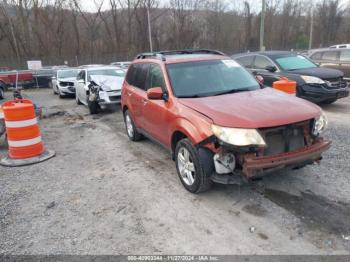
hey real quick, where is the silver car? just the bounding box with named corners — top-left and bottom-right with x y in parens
top-left (52, 69), bottom-right (79, 97)
top-left (75, 66), bottom-right (126, 114)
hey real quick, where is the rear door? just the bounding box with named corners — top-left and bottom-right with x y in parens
top-left (127, 63), bottom-right (149, 128)
top-left (142, 63), bottom-right (169, 146)
top-left (339, 50), bottom-right (350, 81)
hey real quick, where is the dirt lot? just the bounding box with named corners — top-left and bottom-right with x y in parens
top-left (1, 88), bottom-right (350, 255)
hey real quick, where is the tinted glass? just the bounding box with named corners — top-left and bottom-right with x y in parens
top-left (126, 65), bottom-right (137, 85)
top-left (147, 64), bottom-right (166, 91)
top-left (235, 56), bottom-right (254, 67)
top-left (253, 56), bottom-right (274, 69)
top-left (340, 50), bottom-right (350, 61)
top-left (275, 55), bottom-right (317, 70)
top-left (167, 59), bottom-right (260, 98)
top-left (322, 51), bottom-right (338, 61)
top-left (133, 64), bottom-right (150, 90)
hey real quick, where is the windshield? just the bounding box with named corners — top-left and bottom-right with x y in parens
top-left (167, 60), bottom-right (260, 98)
top-left (88, 69), bottom-right (124, 78)
top-left (276, 55), bottom-right (317, 71)
top-left (58, 70), bottom-right (78, 78)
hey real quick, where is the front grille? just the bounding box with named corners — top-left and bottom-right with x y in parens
top-left (68, 86), bottom-right (75, 92)
top-left (324, 77), bottom-right (348, 89)
top-left (260, 123), bottom-right (309, 156)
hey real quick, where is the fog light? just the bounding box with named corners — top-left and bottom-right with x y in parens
top-left (214, 152), bottom-right (236, 174)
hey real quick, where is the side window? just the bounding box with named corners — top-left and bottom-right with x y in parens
top-left (311, 52), bottom-right (322, 60)
top-left (126, 64), bottom-right (136, 85)
top-left (133, 64), bottom-right (150, 90)
top-left (253, 56), bottom-right (274, 69)
top-left (77, 71), bottom-right (83, 80)
top-left (235, 56), bottom-right (254, 68)
top-left (340, 50), bottom-right (350, 61)
top-left (322, 51), bottom-right (338, 61)
top-left (147, 64), bottom-right (166, 91)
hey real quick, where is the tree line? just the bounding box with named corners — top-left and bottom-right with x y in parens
top-left (0, 0), bottom-right (349, 69)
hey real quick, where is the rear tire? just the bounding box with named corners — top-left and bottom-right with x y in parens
top-left (124, 110), bottom-right (142, 141)
top-left (175, 138), bottom-right (213, 193)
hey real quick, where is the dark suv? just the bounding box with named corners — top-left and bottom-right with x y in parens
top-left (233, 51), bottom-right (349, 104)
top-left (121, 49), bottom-right (330, 193)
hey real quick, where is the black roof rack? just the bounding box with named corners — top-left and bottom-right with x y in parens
top-left (135, 49), bottom-right (226, 61)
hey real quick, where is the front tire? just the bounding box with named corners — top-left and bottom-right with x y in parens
top-left (124, 110), bottom-right (142, 141)
top-left (87, 96), bottom-right (99, 114)
top-left (175, 138), bottom-right (213, 193)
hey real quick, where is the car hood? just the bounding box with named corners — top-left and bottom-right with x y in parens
top-left (178, 88), bottom-right (321, 128)
top-left (90, 75), bottom-right (123, 91)
top-left (287, 67), bottom-right (343, 79)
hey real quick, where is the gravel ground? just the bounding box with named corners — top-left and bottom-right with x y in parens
top-left (0, 88), bottom-right (350, 255)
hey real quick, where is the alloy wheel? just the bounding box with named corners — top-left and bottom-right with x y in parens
top-left (177, 147), bottom-right (196, 186)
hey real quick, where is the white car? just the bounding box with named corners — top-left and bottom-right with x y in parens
top-left (75, 66), bottom-right (126, 114)
top-left (52, 69), bottom-right (79, 97)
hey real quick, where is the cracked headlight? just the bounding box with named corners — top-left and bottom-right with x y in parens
top-left (300, 75), bottom-right (325, 84)
top-left (313, 111), bottom-right (328, 136)
top-left (211, 125), bottom-right (266, 147)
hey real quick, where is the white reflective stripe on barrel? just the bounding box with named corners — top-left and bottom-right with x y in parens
top-left (8, 136), bottom-right (42, 147)
top-left (5, 118), bottom-right (37, 128)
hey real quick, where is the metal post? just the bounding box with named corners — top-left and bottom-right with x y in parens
top-left (147, 3), bottom-right (153, 52)
top-left (309, 7), bottom-right (314, 50)
top-left (15, 71), bottom-right (18, 90)
top-left (260, 0), bottom-right (266, 51)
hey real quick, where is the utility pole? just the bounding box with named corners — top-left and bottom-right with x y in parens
top-left (147, 1), bottom-right (153, 52)
top-left (260, 0), bottom-right (266, 51)
top-left (309, 7), bottom-right (314, 50)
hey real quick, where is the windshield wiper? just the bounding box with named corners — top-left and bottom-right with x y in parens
top-left (213, 88), bottom-right (251, 96)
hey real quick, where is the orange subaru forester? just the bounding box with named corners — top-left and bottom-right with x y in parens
top-left (121, 49), bottom-right (330, 193)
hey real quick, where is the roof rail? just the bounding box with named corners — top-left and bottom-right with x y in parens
top-left (135, 49), bottom-right (226, 61)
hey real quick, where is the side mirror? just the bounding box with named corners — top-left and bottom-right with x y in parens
top-left (255, 75), bottom-right (264, 85)
top-left (77, 79), bottom-right (85, 84)
top-left (265, 65), bottom-right (277, 72)
top-left (147, 87), bottom-right (163, 100)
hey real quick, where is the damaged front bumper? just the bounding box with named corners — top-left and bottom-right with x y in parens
top-left (209, 138), bottom-right (331, 184)
top-left (241, 138), bottom-right (331, 178)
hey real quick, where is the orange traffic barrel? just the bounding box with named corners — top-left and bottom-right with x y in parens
top-left (272, 77), bottom-right (297, 94)
top-left (2, 99), bottom-right (44, 159)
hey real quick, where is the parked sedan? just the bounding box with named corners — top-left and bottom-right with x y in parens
top-left (52, 69), bottom-right (79, 97)
top-left (75, 66), bottom-right (126, 114)
top-left (233, 51), bottom-right (349, 104)
top-left (309, 48), bottom-right (350, 82)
